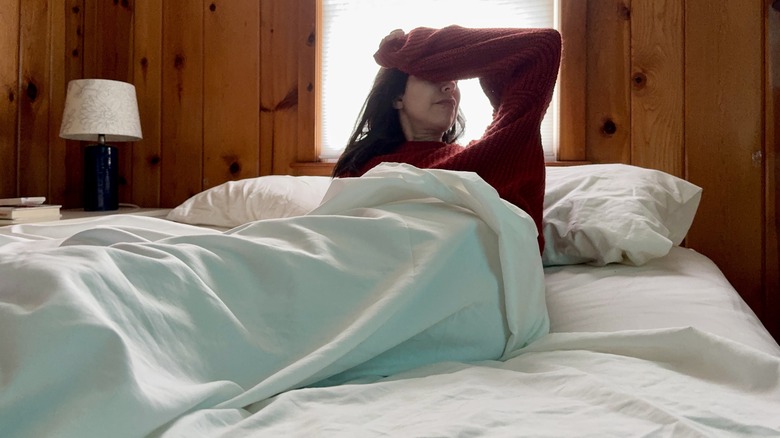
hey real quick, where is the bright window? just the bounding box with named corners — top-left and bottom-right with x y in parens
top-left (319, 0), bottom-right (560, 162)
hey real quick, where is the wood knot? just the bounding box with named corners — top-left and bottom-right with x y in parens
top-left (7, 90), bottom-right (14, 102)
top-left (601, 119), bottom-right (617, 136)
top-left (632, 72), bottom-right (647, 89)
top-left (174, 54), bottom-right (185, 69)
top-left (209, 3), bottom-right (216, 12)
top-left (618, 3), bottom-right (631, 20)
top-left (140, 57), bottom-right (148, 68)
top-left (229, 162), bottom-right (241, 174)
top-left (307, 32), bottom-right (315, 46)
top-left (72, 5), bottom-right (80, 13)
top-left (149, 155), bottom-right (161, 165)
top-left (72, 49), bottom-right (79, 58)
top-left (26, 81), bottom-right (38, 102)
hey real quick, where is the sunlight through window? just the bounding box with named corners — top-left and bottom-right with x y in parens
top-left (319, 0), bottom-right (559, 162)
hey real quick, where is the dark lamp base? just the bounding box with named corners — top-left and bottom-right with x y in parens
top-left (83, 143), bottom-right (119, 211)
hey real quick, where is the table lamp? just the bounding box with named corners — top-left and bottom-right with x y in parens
top-left (59, 79), bottom-right (142, 211)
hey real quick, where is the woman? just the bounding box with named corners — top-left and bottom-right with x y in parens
top-left (332, 26), bottom-right (562, 253)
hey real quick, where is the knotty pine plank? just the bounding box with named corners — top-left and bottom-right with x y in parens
top-left (161, 0), bottom-right (204, 207)
top-left (585, 0), bottom-right (631, 164)
top-left (684, 0), bottom-right (764, 320)
top-left (297, 0), bottom-right (317, 163)
top-left (203, 0), bottom-right (260, 189)
top-left (260, 0), bottom-right (300, 175)
top-left (557, 0), bottom-right (587, 161)
top-left (629, 0), bottom-right (684, 178)
top-left (133, 0), bottom-right (163, 207)
top-left (0, 0), bottom-right (20, 198)
top-left (48, 0), bottom-right (68, 205)
top-left (63, 0), bottom-right (85, 208)
top-left (18, 0), bottom-right (51, 199)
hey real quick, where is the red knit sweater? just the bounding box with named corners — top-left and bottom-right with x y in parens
top-left (342, 26), bottom-right (561, 253)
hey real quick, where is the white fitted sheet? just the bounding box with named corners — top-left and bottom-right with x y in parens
top-left (545, 246), bottom-right (780, 356)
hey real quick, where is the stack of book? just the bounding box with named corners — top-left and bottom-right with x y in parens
top-left (0, 197), bottom-right (62, 224)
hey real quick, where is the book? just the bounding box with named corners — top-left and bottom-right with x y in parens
top-left (0, 197), bottom-right (46, 206)
top-left (0, 204), bottom-right (62, 223)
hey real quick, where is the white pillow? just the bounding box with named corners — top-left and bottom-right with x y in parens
top-left (166, 175), bottom-right (331, 228)
top-left (167, 164), bottom-right (702, 266)
top-left (542, 164), bottom-right (702, 266)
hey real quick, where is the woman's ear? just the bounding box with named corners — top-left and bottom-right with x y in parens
top-left (392, 97), bottom-right (403, 109)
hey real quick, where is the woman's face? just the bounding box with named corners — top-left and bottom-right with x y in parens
top-left (394, 75), bottom-right (460, 142)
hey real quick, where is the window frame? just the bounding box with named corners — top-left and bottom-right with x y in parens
top-left (302, 0), bottom-right (587, 170)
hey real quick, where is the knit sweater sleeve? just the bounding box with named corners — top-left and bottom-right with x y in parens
top-left (374, 26), bottom-right (561, 113)
top-left (374, 26), bottom-right (561, 253)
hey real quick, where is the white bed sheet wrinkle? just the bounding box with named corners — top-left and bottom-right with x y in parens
top-left (198, 328), bottom-right (780, 438)
top-left (0, 164), bottom-right (547, 438)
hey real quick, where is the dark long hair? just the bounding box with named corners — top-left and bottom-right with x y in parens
top-left (332, 67), bottom-right (465, 177)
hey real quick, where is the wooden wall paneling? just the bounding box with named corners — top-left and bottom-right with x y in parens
top-left (48, 1), bottom-right (68, 205)
top-left (585, 0), bottom-right (632, 164)
top-left (161, 0), bottom-right (204, 207)
top-left (765, 0), bottom-right (779, 340)
top-left (629, 0), bottom-right (684, 177)
top-left (558, 0), bottom-right (587, 161)
top-left (260, 0), bottom-right (300, 175)
top-left (0, 0), bottom-right (20, 198)
top-left (83, 1), bottom-right (134, 81)
top-left (296, 0), bottom-right (317, 163)
top-left (203, 0), bottom-right (261, 189)
top-left (259, 0), bottom-right (274, 176)
top-left (18, 0), bottom-right (52, 199)
top-left (684, 0), bottom-right (765, 318)
top-left (62, 1), bottom-right (85, 208)
top-left (132, 1), bottom-right (162, 207)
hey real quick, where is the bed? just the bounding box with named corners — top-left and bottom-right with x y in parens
top-left (0, 163), bottom-right (778, 437)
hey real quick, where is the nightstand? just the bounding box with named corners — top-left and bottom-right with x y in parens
top-left (60, 207), bottom-right (172, 221)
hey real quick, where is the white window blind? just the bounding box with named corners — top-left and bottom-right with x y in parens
top-left (319, 0), bottom-right (560, 162)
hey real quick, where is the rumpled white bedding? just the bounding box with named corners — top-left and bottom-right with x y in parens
top-left (0, 164), bottom-right (547, 437)
top-left (2, 163), bottom-right (779, 437)
top-left (213, 328), bottom-right (780, 437)
top-left (168, 249), bottom-right (780, 437)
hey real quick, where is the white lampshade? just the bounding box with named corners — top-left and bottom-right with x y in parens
top-left (60, 79), bottom-right (142, 142)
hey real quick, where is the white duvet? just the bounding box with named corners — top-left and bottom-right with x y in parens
top-left (0, 164), bottom-right (547, 437)
top-left (224, 328), bottom-right (780, 437)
